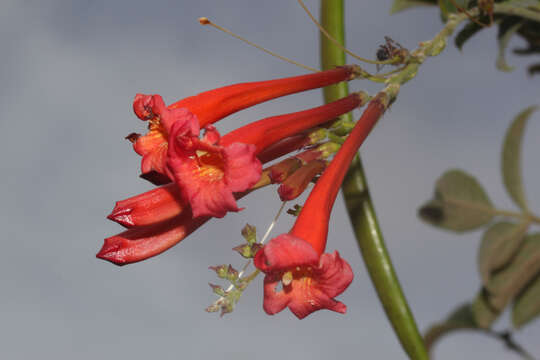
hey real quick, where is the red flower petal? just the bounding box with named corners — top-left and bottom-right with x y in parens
top-left (133, 94), bottom-right (157, 120)
top-left (133, 127), bottom-right (167, 157)
top-left (285, 278), bottom-right (346, 319)
top-left (261, 273), bottom-right (291, 315)
top-left (315, 251), bottom-right (354, 299)
top-left (140, 139), bottom-right (168, 176)
top-left (167, 148), bottom-right (236, 218)
top-left (223, 143), bottom-right (261, 193)
top-left (254, 234), bottom-right (319, 273)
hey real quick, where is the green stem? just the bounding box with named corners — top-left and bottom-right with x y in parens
top-left (319, 1), bottom-right (428, 359)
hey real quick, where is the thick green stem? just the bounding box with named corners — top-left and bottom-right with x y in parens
top-left (319, 1), bottom-right (428, 359)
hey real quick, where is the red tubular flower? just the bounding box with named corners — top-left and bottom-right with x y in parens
top-left (269, 158), bottom-right (302, 184)
top-left (131, 66), bottom-right (360, 182)
top-left (254, 93), bottom-right (390, 318)
top-left (168, 66), bottom-right (360, 127)
top-left (290, 93), bottom-right (389, 254)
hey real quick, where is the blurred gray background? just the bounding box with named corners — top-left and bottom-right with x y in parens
top-left (1, 0), bottom-right (539, 359)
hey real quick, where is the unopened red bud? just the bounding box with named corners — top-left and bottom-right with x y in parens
top-left (295, 148), bottom-right (323, 164)
top-left (107, 184), bottom-right (184, 227)
top-left (257, 134), bottom-right (311, 164)
top-left (278, 160), bottom-right (327, 201)
top-left (269, 158), bottom-right (302, 184)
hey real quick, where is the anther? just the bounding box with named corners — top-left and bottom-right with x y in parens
top-left (282, 271), bottom-right (293, 286)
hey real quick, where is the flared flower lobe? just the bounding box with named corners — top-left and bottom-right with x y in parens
top-left (131, 94), bottom-right (200, 182)
top-left (254, 234), bottom-right (353, 319)
top-left (168, 125), bottom-right (262, 218)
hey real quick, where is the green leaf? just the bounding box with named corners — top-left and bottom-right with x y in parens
top-left (419, 169), bottom-right (494, 232)
top-left (424, 303), bottom-right (477, 350)
top-left (496, 20), bottom-right (523, 72)
top-left (391, 0), bottom-right (437, 14)
top-left (472, 290), bottom-right (501, 329)
top-left (478, 221), bottom-right (529, 286)
top-left (487, 233), bottom-right (540, 310)
top-left (512, 273), bottom-right (540, 328)
top-left (455, 21), bottom-right (483, 50)
top-left (502, 106), bottom-right (537, 211)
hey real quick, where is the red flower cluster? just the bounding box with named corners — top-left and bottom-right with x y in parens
top-left (98, 66), bottom-right (388, 318)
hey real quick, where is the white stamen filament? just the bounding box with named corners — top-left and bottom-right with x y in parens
top-left (198, 17), bottom-right (318, 72)
top-left (222, 201), bottom-right (287, 295)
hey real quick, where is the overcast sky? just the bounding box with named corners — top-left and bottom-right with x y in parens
top-left (1, 0), bottom-right (539, 359)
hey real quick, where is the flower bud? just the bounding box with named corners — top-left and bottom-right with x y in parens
top-left (278, 160), bottom-right (327, 201)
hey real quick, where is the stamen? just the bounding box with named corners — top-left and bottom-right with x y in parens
top-left (282, 271), bottom-right (293, 286)
top-left (198, 17), bottom-right (319, 73)
top-left (297, 0), bottom-right (396, 66)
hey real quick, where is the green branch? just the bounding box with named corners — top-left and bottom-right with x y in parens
top-left (319, 1), bottom-right (428, 359)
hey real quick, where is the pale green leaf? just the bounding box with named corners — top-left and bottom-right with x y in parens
top-left (502, 106), bottom-right (537, 211)
top-left (496, 22), bottom-right (522, 72)
top-left (487, 233), bottom-right (540, 310)
top-left (390, 0), bottom-right (437, 14)
top-left (512, 274), bottom-right (540, 328)
top-left (472, 290), bottom-right (500, 329)
top-left (419, 169), bottom-right (494, 232)
top-left (424, 303), bottom-right (477, 350)
top-left (478, 221), bottom-right (529, 286)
